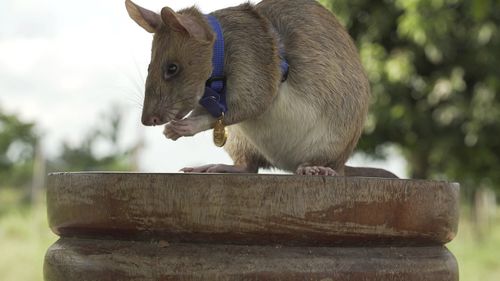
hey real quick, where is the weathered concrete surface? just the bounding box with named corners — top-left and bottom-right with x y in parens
top-left (47, 173), bottom-right (459, 246)
top-left (44, 238), bottom-right (458, 281)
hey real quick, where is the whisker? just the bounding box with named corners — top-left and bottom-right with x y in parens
top-left (130, 58), bottom-right (146, 95)
top-left (125, 95), bottom-right (143, 105)
top-left (110, 82), bottom-right (144, 102)
top-left (169, 96), bottom-right (195, 107)
top-left (120, 89), bottom-right (144, 108)
top-left (132, 59), bottom-right (146, 85)
top-left (165, 108), bottom-right (180, 121)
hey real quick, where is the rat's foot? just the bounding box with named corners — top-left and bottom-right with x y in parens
top-left (295, 165), bottom-right (338, 176)
top-left (181, 164), bottom-right (251, 173)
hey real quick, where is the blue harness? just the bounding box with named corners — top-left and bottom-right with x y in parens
top-left (199, 15), bottom-right (289, 118)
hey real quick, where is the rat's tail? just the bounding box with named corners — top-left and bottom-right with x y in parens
top-left (344, 166), bottom-right (399, 178)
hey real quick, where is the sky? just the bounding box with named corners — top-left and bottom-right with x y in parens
top-left (0, 0), bottom-right (406, 176)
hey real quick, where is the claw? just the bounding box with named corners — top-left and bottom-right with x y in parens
top-left (296, 166), bottom-right (338, 176)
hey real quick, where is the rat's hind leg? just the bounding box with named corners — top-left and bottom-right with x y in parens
top-left (295, 164), bottom-right (339, 176)
top-left (295, 154), bottom-right (348, 176)
top-left (181, 128), bottom-right (271, 174)
top-left (295, 143), bottom-right (353, 176)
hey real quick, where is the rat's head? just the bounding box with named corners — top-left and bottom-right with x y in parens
top-left (125, 0), bottom-right (215, 126)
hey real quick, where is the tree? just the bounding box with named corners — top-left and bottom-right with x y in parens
top-left (0, 106), bottom-right (38, 187)
top-left (0, 104), bottom-right (139, 207)
top-left (50, 105), bottom-right (138, 172)
top-left (320, 0), bottom-right (500, 195)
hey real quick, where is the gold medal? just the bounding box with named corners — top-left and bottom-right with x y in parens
top-left (213, 115), bottom-right (228, 147)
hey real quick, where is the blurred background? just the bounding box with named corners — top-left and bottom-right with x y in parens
top-left (0, 0), bottom-right (499, 280)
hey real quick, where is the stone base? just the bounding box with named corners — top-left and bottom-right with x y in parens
top-left (44, 238), bottom-right (458, 281)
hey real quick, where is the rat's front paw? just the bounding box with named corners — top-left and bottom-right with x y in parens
top-left (164, 119), bottom-right (196, 140)
top-left (163, 122), bottom-right (182, 140)
top-left (163, 116), bottom-right (212, 140)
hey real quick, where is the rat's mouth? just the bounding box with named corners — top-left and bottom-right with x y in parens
top-left (168, 93), bottom-right (199, 121)
top-left (167, 107), bottom-right (192, 122)
top-left (142, 105), bottom-right (193, 127)
top-left (174, 109), bottom-right (191, 120)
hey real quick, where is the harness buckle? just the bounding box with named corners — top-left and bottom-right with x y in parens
top-left (206, 76), bottom-right (226, 92)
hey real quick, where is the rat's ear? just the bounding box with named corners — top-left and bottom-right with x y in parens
top-left (125, 0), bottom-right (162, 33)
top-left (160, 7), bottom-right (212, 42)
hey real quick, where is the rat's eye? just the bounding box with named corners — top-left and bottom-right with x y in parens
top-left (163, 63), bottom-right (179, 80)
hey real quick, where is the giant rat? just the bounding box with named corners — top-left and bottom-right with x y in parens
top-left (125, 0), bottom-right (396, 177)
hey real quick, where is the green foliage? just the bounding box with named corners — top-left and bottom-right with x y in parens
top-left (0, 104), bottom-right (136, 191)
top-left (320, 0), bottom-right (500, 192)
top-left (49, 105), bottom-right (135, 172)
top-left (0, 106), bottom-right (38, 187)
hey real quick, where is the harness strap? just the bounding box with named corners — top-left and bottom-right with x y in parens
top-left (199, 15), bottom-right (227, 118)
top-left (199, 15), bottom-right (289, 118)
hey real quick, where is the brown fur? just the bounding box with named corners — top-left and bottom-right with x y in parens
top-left (125, 0), bottom-right (397, 178)
top-left (142, 7), bottom-right (215, 125)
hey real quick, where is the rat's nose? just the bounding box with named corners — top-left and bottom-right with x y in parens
top-left (142, 115), bottom-right (161, 126)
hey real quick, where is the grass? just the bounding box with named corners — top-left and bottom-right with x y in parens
top-left (448, 207), bottom-right (500, 281)
top-left (0, 203), bottom-right (57, 281)
top-left (0, 188), bottom-right (499, 281)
